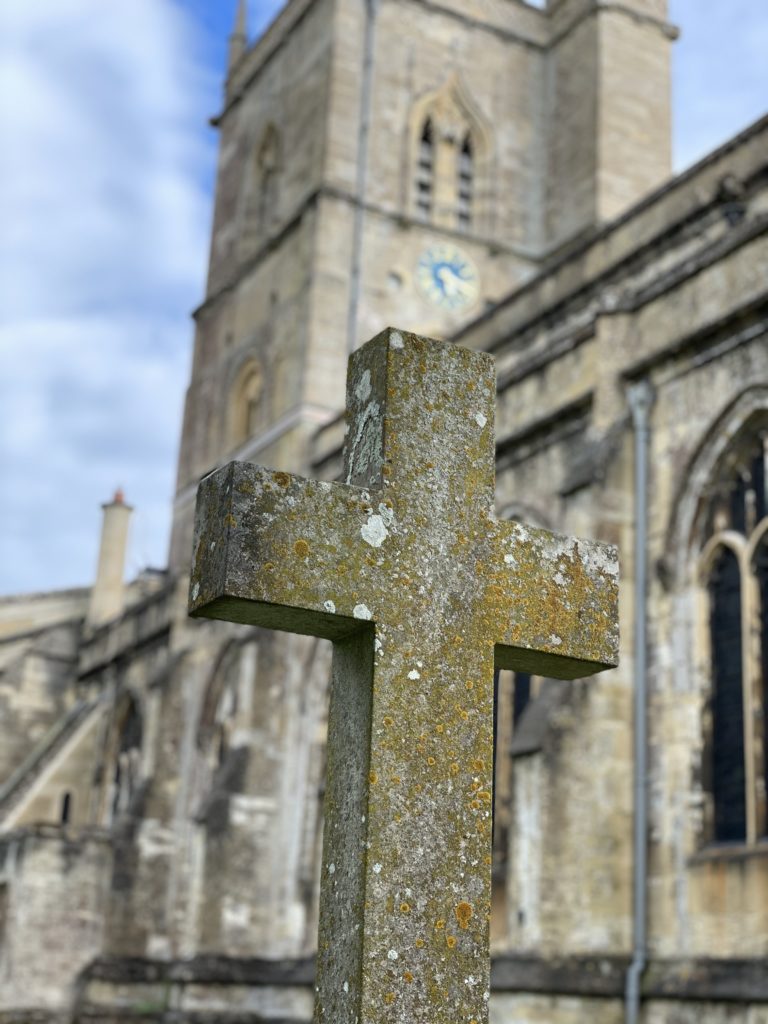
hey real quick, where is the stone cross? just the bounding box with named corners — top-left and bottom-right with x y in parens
top-left (189, 329), bottom-right (618, 1024)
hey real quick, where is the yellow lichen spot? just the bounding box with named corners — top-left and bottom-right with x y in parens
top-left (224, 514), bottom-right (237, 529)
top-left (472, 759), bottom-right (485, 772)
top-left (384, 992), bottom-right (395, 1006)
top-left (403, 971), bottom-right (414, 983)
top-left (449, 763), bottom-right (460, 776)
top-left (294, 539), bottom-right (310, 558)
top-left (470, 799), bottom-right (481, 810)
top-left (369, 770), bottom-right (378, 785)
top-left (274, 471), bottom-right (291, 487)
top-left (264, 562), bottom-right (275, 572)
top-left (471, 781), bottom-right (481, 792)
top-left (455, 901), bottom-right (473, 930)
top-left (400, 902), bottom-right (411, 914)
top-left (484, 855), bottom-right (492, 865)
top-left (435, 919), bottom-right (446, 930)
top-left (383, 716), bottom-right (394, 728)
top-left (435, 724), bottom-right (444, 734)
top-left (465, 681), bottom-right (474, 691)
top-left (427, 757), bottom-right (436, 766)
top-left (460, 710), bottom-right (469, 721)
top-left (446, 935), bottom-right (457, 949)
top-left (415, 938), bottom-right (425, 949)
top-left (382, 464), bottom-right (392, 477)
top-left (478, 790), bottom-right (492, 803)
top-left (392, 775), bottom-right (401, 785)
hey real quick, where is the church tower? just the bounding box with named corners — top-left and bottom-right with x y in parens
top-left (168, 0), bottom-right (674, 571)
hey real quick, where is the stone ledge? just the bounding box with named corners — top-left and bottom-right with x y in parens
top-left (81, 957), bottom-right (315, 987)
top-left (79, 954), bottom-right (768, 1003)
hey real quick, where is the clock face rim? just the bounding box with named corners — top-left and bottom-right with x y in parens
top-left (415, 244), bottom-right (480, 313)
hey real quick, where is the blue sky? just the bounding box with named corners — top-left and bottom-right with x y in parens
top-left (0, 0), bottom-right (766, 595)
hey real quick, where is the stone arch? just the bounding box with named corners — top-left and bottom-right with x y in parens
top-left (240, 122), bottom-right (282, 252)
top-left (406, 74), bottom-right (492, 233)
top-left (227, 356), bottom-right (265, 450)
top-left (665, 386), bottom-right (768, 586)
top-left (102, 689), bottom-right (144, 824)
top-left (665, 389), bottom-right (768, 846)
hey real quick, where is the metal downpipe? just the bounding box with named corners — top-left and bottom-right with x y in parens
top-left (346, 0), bottom-right (379, 354)
top-left (625, 380), bottom-right (654, 1024)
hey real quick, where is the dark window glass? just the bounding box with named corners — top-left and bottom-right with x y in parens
top-left (416, 119), bottom-right (434, 220)
top-left (756, 537), bottom-right (768, 836)
top-left (457, 134), bottom-right (473, 230)
top-left (708, 547), bottom-right (747, 842)
top-left (513, 672), bottom-right (531, 727)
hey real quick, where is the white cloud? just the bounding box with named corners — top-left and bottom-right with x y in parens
top-left (0, 0), bottom-right (218, 592)
top-left (0, 0), bottom-right (765, 595)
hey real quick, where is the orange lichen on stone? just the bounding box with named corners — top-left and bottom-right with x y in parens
top-left (455, 902), bottom-right (473, 930)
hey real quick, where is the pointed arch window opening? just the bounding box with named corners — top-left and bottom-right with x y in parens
top-left (415, 118), bottom-right (434, 221)
top-left (699, 425), bottom-right (768, 845)
top-left (707, 546), bottom-right (747, 842)
top-left (457, 134), bottom-right (473, 231)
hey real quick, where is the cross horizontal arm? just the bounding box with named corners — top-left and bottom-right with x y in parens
top-left (189, 461), bottom-right (384, 640)
top-left (490, 519), bottom-right (619, 679)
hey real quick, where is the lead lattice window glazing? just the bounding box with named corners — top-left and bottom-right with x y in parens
top-left (700, 428), bottom-right (768, 844)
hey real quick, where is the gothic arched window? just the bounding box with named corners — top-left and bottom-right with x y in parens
top-left (700, 426), bottom-right (768, 844)
top-left (241, 125), bottom-right (281, 253)
top-left (110, 696), bottom-right (143, 822)
top-left (229, 360), bottom-right (263, 449)
top-left (415, 118), bottom-right (434, 221)
top-left (457, 134), bottom-right (473, 231)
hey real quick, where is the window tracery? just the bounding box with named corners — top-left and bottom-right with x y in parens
top-left (408, 77), bottom-right (489, 233)
top-left (699, 426), bottom-right (768, 844)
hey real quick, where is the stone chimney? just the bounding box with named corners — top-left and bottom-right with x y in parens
top-left (87, 489), bottom-right (133, 629)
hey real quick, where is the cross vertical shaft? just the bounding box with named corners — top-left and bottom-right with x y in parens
top-left (189, 328), bottom-right (619, 1024)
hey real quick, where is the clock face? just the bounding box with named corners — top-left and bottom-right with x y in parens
top-left (416, 245), bottom-right (479, 312)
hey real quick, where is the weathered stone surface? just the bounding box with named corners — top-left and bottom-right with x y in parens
top-left (190, 329), bottom-right (618, 1024)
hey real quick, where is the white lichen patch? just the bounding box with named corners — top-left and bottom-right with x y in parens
top-left (408, 669), bottom-right (421, 680)
top-left (504, 554), bottom-right (516, 566)
top-left (390, 330), bottom-right (404, 350)
top-left (373, 863), bottom-right (382, 874)
top-left (343, 981), bottom-right (349, 994)
top-left (355, 368), bottom-right (372, 404)
top-left (387, 949), bottom-right (398, 961)
top-left (475, 412), bottom-right (487, 429)
top-left (361, 514), bottom-right (389, 548)
top-left (324, 600), bottom-right (336, 614)
top-left (374, 638), bottom-right (383, 654)
top-left (191, 582), bottom-right (200, 601)
top-left (328, 863), bottom-right (336, 874)
top-left (549, 635), bottom-right (563, 647)
top-left (353, 604), bottom-right (373, 620)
